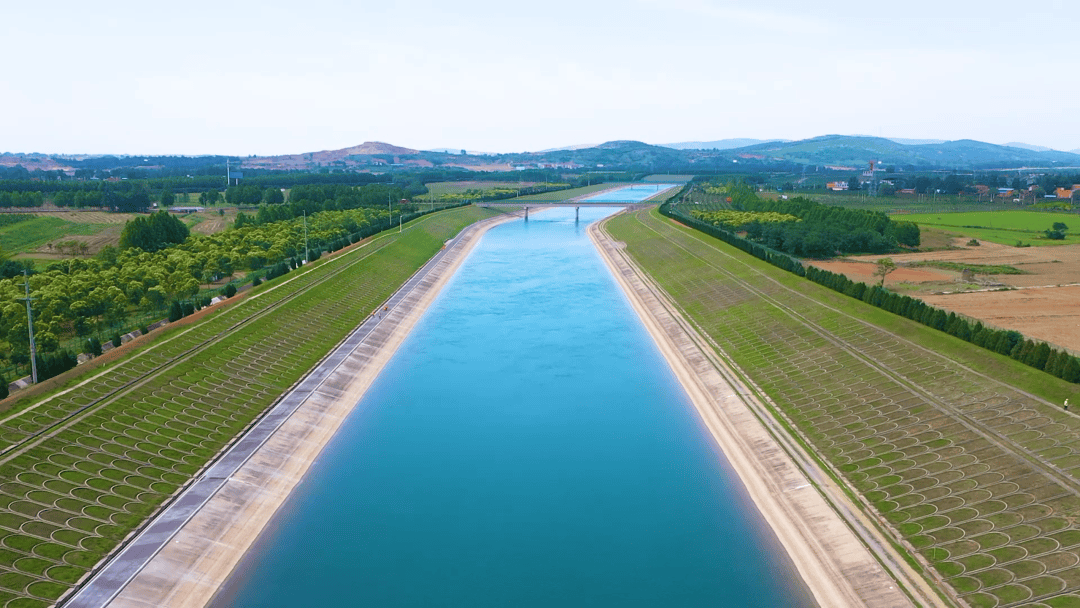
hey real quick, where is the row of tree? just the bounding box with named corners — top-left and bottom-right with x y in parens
top-left (224, 185), bottom-right (285, 206)
top-left (661, 200), bottom-right (1080, 384)
top-left (0, 205), bottom-right (396, 378)
top-left (692, 182), bottom-right (920, 257)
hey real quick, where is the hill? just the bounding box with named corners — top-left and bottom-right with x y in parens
top-left (5, 136), bottom-right (1080, 178)
top-left (728, 135), bottom-right (1080, 169)
top-left (662, 138), bottom-right (785, 150)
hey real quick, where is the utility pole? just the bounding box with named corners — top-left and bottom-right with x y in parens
top-left (20, 270), bottom-right (38, 384)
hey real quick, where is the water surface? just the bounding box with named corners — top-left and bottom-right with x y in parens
top-left (582, 184), bottom-right (677, 202)
top-left (211, 207), bottom-right (816, 607)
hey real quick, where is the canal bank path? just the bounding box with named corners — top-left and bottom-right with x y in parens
top-left (63, 210), bottom-right (523, 608)
top-left (589, 212), bottom-right (944, 608)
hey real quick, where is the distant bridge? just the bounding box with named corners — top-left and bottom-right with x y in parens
top-left (474, 202), bottom-right (656, 220)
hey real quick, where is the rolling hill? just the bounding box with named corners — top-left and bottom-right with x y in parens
top-left (5, 136), bottom-right (1080, 177)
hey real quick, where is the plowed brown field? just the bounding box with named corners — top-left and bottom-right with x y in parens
top-left (808, 238), bottom-right (1080, 351)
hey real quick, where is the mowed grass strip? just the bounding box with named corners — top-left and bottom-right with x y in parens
top-left (0, 206), bottom-right (498, 607)
top-left (606, 207), bottom-right (1080, 608)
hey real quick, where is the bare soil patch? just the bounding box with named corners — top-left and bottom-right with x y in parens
top-left (809, 237), bottom-right (1080, 352)
top-left (922, 286), bottom-right (1080, 353)
top-left (189, 209), bottom-right (235, 235)
top-left (809, 260), bottom-right (954, 286)
top-left (32, 224), bottom-right (124, 258)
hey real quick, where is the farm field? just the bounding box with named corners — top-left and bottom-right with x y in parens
top-left (901, 212), bottom-right (1080, 247)
top-left (814, 238), bottom-right (1080, 352)
top-left (0, 212), bottom-right (139, 260)
top-left (0, 206), bottom-right (496, 608)
top-left (0, 217), bottom-right (113, 259)
top-left (606, 207), bottom-right (1080, 608)
top-left (184, 208), bottom-right (235, 235)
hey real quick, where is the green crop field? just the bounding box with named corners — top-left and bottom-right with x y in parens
top-left (0, 206), bottom-right (496, 607)
top-left (903, 211), bottom-right (1080, 246)
top-left (0, 217), bottom-right (108, 255)
top-left (606, 207), bottom-right (1080, 608)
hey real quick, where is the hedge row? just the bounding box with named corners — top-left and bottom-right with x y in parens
top-left (660, 201), bottom-right (1080, 383)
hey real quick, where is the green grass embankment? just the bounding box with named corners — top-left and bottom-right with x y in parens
top-left (607, 207), bottom-right (1080, 608)
top-left (0, 206), bottom-right (498, 608)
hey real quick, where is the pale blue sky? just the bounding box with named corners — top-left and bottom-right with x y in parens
top-left (3, 0), bottom-right (1077, 155)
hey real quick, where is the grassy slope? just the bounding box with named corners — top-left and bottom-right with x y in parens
top-left (607, 207), bottom-right (1080, 608)
top-left (612, 209), bottom-right (1074, 405)
top-left (0, 206), bottom-right (497, 607)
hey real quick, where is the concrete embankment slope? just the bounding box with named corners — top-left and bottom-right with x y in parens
top-left (67, 211), bottom-right (520, 608)
top-left (589, 213), bottom-right (932, 608)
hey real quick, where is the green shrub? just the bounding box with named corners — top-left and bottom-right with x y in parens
top-left (167, 301), bottom-right (183, 322)
top-left (84, 337), bottom-right (102, 358)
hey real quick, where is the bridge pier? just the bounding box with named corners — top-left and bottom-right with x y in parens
top-left (575, 206), bottom-right (579, 221)
top-left (524, 206), bottom-right (529, 221)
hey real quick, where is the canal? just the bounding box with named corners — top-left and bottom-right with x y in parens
top-left (210, 205), bottom-right (816, 607)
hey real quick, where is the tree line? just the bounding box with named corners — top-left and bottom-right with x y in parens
top-left (692, 182), bottom-right (920, 257)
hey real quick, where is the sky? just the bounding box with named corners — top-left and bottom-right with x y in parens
top-left (3, 0), bottom-right (1078, 156)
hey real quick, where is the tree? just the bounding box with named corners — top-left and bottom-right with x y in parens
top-left (119, 211), bottom-right (190, 252)
top-left (199, 190), bottom-right (222, 205)
top-left (84, 336), bottom-right (102, 358)
top-left (263, 188), bottom-right (285, 204)
top-left (1063, 357), bottom-right (1080, 383)
top-left (168, 300), bottom-right (184, 322)
top-left (1028, 342), bottom-right (1051, 370)
top-left (1053, 222), bottom-right (1068, 232)
top-left (160, 188), bottom-right (175, 207)
top-left (873, 258), bottom-right (897, 286)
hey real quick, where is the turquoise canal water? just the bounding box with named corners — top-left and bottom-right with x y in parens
top-left (211, 206), bottom-right (817, 607)
top-left (582, 184), bottom-right (678, 202)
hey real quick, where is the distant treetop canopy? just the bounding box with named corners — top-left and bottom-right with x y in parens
top-left (119, 211), bottom-right (190, 252)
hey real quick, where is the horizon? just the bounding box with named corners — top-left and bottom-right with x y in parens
top-left (6, 134), bottom-right (1080, 159)
top-left (3, 0), bottom-right (1078, 156)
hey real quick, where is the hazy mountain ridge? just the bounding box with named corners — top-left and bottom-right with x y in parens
top-left (661, 138), bottom-right (786, 150)
top-left (721, 135), bottom-right (1080, 169)
top-left (6, 136), bottom-right (1080, 176)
